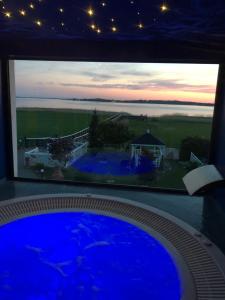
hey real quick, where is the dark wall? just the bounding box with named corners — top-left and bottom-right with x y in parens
top-left (0, 61), bottom-right (6, 179)
top-left (1, 39), bottom-right (225, 63)
top-left (202, 64), bottom-right (225, 253)
top-left (210, 64), bottom-right (225, 173)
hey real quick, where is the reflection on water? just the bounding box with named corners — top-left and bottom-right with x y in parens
top-left (17, 98), bottom-right (214, 117)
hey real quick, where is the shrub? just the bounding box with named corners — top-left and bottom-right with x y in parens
top-left (180, 136), bottom-right (209, 161)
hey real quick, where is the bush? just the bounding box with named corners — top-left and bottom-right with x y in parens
top-left (48, 138), bottom-right (74, 165)
top-left (97, 121), bottom-right (132, 147)
top-left (31, 163), bottom-right (45, 170)
top-left (139, 171), bottom-right (156, 184)
top-left (186, 161), bottom-right (200, 171)
top-left (180, 136), bottom-right (209, 161)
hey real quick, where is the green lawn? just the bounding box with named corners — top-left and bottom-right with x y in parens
top-left (17, 109), bottom-right (111, 139)
top-left (150, 160), bottom-right (187, 189)
top-left (126, 115), bottom-right (212, 148)
top-left (17, 109), bottom-right (213, 190)
top-left (17, 109), bottom-right (212, 148)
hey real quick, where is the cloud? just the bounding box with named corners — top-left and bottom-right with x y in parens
top-left (60, 80), bottom-right (215, 93)
top-left (135, 79), bottom-right (216, 93)
top-left (60, 82), bottom-right (142, 90)
top-left (80, 71), bottom-right (116, 81)
top-left (80, 69), bottom-right (156, 80)
top-left (37, 81), bottom-right (55, 86)
top-left (120, 70), bottom-right (155, 77)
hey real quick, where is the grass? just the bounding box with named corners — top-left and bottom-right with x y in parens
top-left (17, 109), bottom-right (111, 139)
top-left (17, 109), bottom-right (213, 148)
top-left (126, 115), bottom-right (212, 148)
top-left (150, 160), bottom-right (187, 189)
top-left (17, 108), bottom-right (213, 190)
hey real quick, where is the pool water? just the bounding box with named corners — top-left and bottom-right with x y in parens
top-left (71, 152), bottom-right (155, 176)
top-left (0, 212), bottom-right (181, 300)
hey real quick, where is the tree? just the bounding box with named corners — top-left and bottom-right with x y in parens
top-left (179, 136), bottom-right (210, 161)
top-left (88, 110), bottom-right (102, 148)
top-left (97, 121), bottom-right (132, 147)
top-left (48, 138), bottom-right (74, 166)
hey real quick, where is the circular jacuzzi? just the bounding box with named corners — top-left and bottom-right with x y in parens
top-left (0, 194), bottom-right (225, 300)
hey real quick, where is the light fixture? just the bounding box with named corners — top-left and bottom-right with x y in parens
top-left (35, 19), bottom-right (42, 27)
top-left (19, 10), bottom-right (26, 16)
top-left (4, 11), bottom-right (12, 18)
top-left (87, 8), bottom-right (94, 16)
top-left (160, 3), bottom-right (169, 12)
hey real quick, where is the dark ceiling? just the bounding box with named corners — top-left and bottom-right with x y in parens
top-left (1, 1), bottom-right (225, 61)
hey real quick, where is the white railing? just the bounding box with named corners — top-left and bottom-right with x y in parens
top-left (25, 113), bottom-right (122, 145)
top-left (190, 152), bottom-right (204, 165)
top-left (66, 142), bottom-right (88, 167)
top-left (24, 148), bottom-right (59, 167)
top-left (26, 127), bottom-right (89, 141)
top-left (25, 141), bottom-right (89, 168)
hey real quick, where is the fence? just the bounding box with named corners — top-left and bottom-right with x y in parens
top-left (23, 113), bottom-right (122, 148)
top-left (190, 152), bottom-right (204, 165)
top-left (165, 148), bottom-right (180, 160)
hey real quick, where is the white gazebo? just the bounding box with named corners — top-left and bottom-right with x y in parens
top-left (130, 130), bottom-right (165, 168)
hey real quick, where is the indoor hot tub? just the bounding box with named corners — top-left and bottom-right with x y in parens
top-left (0, 194), bottom-right (225, 299)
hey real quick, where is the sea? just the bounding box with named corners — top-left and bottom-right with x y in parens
top-left (16, 98), bottom-right (214, 117)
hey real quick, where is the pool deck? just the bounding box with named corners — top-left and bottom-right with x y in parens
top-left (0, 179), bottom-right (225, 255)
top-left (0, 180), bottom-right (203, 229)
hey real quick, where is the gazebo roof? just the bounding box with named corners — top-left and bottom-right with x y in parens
top-left (131, 132), bottom-right (165, 146)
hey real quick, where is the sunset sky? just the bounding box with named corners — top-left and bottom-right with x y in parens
top-left (15, 60), bottom-right (219, 104)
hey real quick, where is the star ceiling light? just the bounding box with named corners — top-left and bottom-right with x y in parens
top-left (4, 11), bottom-right (12, 18)
top-left (35, 19), bottom-right (42, 27)
top-left (138, 23), bottom-right (144, 29)
top-left (19, 10), bottom-right (26, 16)
top-left (112, 26), bottom-right (117, 32)
top-left (87, 8), bottom-right (94, 16)
top-left (160, 3), bottom-right (169, 12)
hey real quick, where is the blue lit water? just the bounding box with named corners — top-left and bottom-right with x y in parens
top-left (0, 212), bottom-right (181, 300)
top-left (71, 152), bottom-right (155, 176)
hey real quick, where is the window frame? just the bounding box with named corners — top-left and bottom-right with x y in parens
top-left (3, 57), bottom-right (222, 195)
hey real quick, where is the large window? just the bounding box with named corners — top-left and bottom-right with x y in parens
top-left (11, 60), bottom-right (218, 190)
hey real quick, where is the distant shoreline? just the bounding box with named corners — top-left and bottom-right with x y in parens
top-left (16, 97), bottom-right (214, 107)
top-left (16, 107), bottom-right (213, 120)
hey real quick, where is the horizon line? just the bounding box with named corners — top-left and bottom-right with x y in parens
top-left (16, 96), bottom-right (214, 105)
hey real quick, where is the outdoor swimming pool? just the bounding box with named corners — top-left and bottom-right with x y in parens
top-left (0, 212), bottom-right (181, 300)
top-left (71, 152), bottom-right (155, 176)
